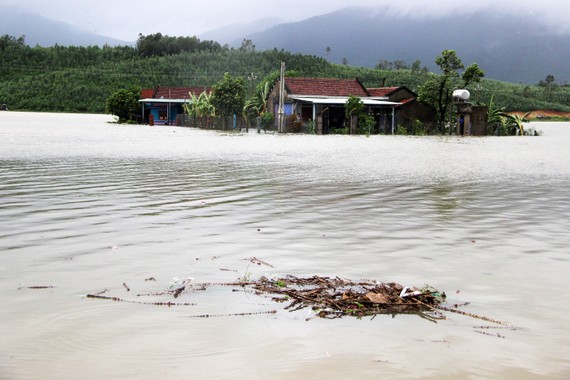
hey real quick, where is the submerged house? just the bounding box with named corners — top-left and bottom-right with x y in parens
top-left (139, 86), bottom-right (210, 125)
top-left (268, 77), bottom-right (432, 134)
top-left (368, 86), bottom-right (435, 133)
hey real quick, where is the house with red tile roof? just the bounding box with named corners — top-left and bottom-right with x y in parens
top-left (139, 86), bottom-right (211, 125)
top-left (368, 86), bottom-right (435, 133)
top-left (268, 77), bottom-right (404, 134)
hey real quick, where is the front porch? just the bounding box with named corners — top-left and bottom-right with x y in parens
top-left (288, 96), bottom-right (401, 134)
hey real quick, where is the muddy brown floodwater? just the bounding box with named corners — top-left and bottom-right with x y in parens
top-left (1, 112), bottom-right (569, 379)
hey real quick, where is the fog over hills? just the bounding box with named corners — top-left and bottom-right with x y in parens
top-left (0, 6), bottom-right (130, 47)
top-left (198, 17), bottom-right (283, 45)
top-left (3, 5), bottom-right (569, 84)
top-left (233, 7), bottom-right (570, 84)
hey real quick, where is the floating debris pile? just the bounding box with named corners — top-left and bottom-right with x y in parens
top-left (87, 274), bottom-right (447, 320)
top-left (249, 275), bottom-right (446, 319)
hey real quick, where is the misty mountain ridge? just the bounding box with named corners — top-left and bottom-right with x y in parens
top-left (0, 6), bottom-right (130, 47)
top-left (198, 17), bottom-right (283, 45)
top-left (3, 5), bottom-right (569, 84)
top-left (236, 7), bottom-right (570, 84)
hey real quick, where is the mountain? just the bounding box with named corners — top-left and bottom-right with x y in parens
top-left (198, 17), bottom-right (283, 46)
top-left (240, 7), bottom-right (570, 84)
top-left (0, 6), bottom-right (130, 47)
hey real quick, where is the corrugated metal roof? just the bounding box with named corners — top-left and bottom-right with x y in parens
top-left (140, 86), bottom-right (211, 100)
top-left (291, 96), bottom-right (400, 106)
top-left (139, 98), bottom-right (190, 103)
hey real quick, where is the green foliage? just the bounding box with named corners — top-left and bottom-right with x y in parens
top-left (487, 94), bottom-right (508, 135)
top-left (211, 73), bottom-right (246, 128)
top-left (136, 33), bottom-right (222, 57)
top-left (436, 49), bottom-right (464, 77)
top-left (245, 81), bottom-right (271, 116)
top-left (106, 87), bottom-right (141, 123)
top-left (2, 34), bottom-right (570, 118)
top-left (0, 34), bottom-right (26, 51)
top-left (419, 50), bottom-right (485, 132)
top-left (260, 112), bottom-right (275, 131)
top-left (412, 119), bottom-right (428, 135)
top-left (462, 63), bottom-right (485, 87)
top-left (395, 125), bottom-right (408, 135)
top-left (503, 111), bottom-right (531, 136)
top-left (306, 119), bottom-right (316, 134)
top-left (183, 91), bottom-right (215, 128)
top-left (346, 95), bottom-right (364, 118)
top-left (359, 114), bottom-right (376, 136)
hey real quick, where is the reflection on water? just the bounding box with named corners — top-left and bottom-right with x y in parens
top-left (1, 112), bottom-right (569, 379)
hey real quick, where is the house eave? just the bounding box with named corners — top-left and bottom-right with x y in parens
top-left (290, 96), bottom-right (400, 106)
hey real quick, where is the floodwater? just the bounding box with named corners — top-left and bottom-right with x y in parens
top-left (0, 112), bottom-right (569, 379)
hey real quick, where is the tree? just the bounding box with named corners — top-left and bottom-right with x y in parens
top-left (539, 74), bottom-right (557, 101)
top-left (211, 73), bottom-right (246, 129)
top-left (411, 59), bottom-right (422, 75)
top-left (418, 49), bottom-right (485, 133)
top-left (0, 34), bottom-right (25, 51)
top-left (345, 95), bottom-right (375, 135)
top-left (462, 63), bottom-right (485, 87)
top-left (239, 39), bottom-right (255, 52)
top-left (393, 60), bottom-right (408, 70)
top-left (376, 59), bottom-right (392, 70)
top-left (106, 88), bottom-right (141, 123)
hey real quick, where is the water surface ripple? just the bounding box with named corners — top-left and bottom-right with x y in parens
top-left (1, 113), bottom-right (569, 379)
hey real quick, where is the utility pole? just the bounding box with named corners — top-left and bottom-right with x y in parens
top-left (278, 62), bottom-right (285, 133)
top-left (247, 72), bottom-right (257, 97)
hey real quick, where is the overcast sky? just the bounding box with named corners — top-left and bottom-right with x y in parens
top-left (2, 0), bottom-right (569, 41)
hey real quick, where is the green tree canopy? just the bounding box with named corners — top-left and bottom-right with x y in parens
top-left (106, 88), bottom-right (141, 123)
top-left (418, 49), bottom-right (485, 132)
top-left (211, 73), bottom-right (246, 128)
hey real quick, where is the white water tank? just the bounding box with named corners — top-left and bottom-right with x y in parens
top-left (453, 89), bottom-right (470, 101)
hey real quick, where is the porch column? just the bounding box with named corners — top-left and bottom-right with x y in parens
top-left (312, 104), bottom-right (316, 125)
top-left (391, 107), bottom-right (396, 135)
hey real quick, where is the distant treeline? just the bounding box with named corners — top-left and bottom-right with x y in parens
top-left (1, 33), bottom-right (570, 114)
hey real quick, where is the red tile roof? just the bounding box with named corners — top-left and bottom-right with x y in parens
top-left (285, 78), bottom-right (368, 97)
top-left (140, 88), bottom-right (155, 99)
top-left (367, 87), bottom-right (400, 97)
top-left (140, 86), bottom-right (211, 99)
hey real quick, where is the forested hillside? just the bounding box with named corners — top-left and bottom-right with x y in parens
top-left (1, 34), bottom-right (570, 114)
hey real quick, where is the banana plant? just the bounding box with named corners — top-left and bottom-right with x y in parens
top-left (503, 111), bottom-right (531, 136)
top-left (487, 94), bottom-right (507, 135)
